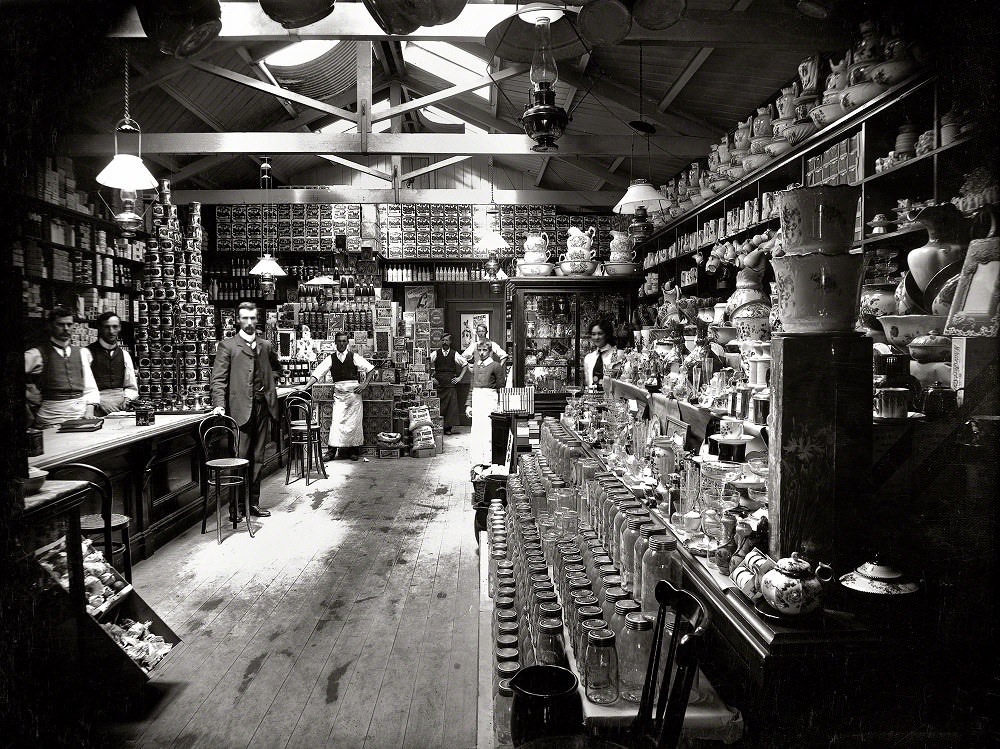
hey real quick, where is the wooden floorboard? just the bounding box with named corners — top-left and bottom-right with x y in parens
top-left (105, 431), bottom-right (480, 749)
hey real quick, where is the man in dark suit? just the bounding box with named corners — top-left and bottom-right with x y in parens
top-left (211, 301), bottom-right (281, 520)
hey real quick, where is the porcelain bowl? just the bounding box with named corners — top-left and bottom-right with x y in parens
top-left (908, 336), bottom-right (952, 363)
top-left (867, 59), bottom-right (920, 87)
top-left (21, 467), bottom-right (47, 495)
top-left (710, 325), bottom-right (737, 345)
top-left (558, 260), bottom-right (598, 276)
top-left (840, 82), bottom-right (888, 112)
top-left (765, 137), bottom-right (792, 158)
top-left (517, 262), bottom-right (554, 277)
top-left (602, 262), bottom-right (642, 277)
top-left (783, 120), bottom-right (818, 146)
top-left (809, 101), bottom-right (846, 129)
top-left (878, 315), bottom-right (948, 350)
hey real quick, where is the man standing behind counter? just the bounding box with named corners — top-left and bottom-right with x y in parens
top-left (210, 302), bottom-right (281, 519)
top-left (87, 311), bottom-right (138, 415)
top-left (25, 307), bottom-right (100, 427)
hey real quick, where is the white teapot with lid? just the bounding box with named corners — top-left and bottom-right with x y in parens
top-left (760, 551), bottom-right (833, 616)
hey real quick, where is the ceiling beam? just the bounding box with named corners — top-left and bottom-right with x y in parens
top-left (375, 64), bottom-right (528, 123)
top-left (172, 187), bottom-right (621, 208)
top-left (593, 156), bottom-right (625, 191)
top-left (399, 156), bottom-right (473, 183)
top-left (63, 131), bottom-right (711, 157)
top-left (235, 46), bottom-right (297, 118)
top-left (186, 59), bottom-right (359, 121)
top-left (108, 4), bottom-right (847, 49)
top-left (317, 154), bottom-right (391, 181)
top-left (657, 0), bottom-right (754, 112)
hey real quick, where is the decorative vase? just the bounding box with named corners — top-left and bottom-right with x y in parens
top-left (798, 54), bottom-right (824, 98)
top-left (509, 665), bottom-right (585, 746)
top-left (752, 105), bottom-right (774, 139)
top-left (726, 266), bottom-right (770, 317)
top-left (778, 184), bottom-right (859, 254)
top-left (906, 202), bottom-right (968, 292)
top-left (860, 282), bottom-right (898, 329)
top-left (733, 117), bottom-right (752, 151)
top-left (771, 251), bottom-right (868, 334)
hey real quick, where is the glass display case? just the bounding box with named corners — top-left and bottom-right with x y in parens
top-left (506, 278), bottom-right (635, 414)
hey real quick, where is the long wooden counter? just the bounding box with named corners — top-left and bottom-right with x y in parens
top-left (28, 388), bottom-right (300, 564)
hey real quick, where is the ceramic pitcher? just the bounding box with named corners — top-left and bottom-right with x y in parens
top-left (824, 51), bottom-right (852, 101)
top-left (734, 117), bottom-right (752, 151)
top-left (609, 230), bottom-right (634, 255)
top-left (776, 83), bottom-right (799, 120)
top-left (752, 105), bottom-right (774, 138)
top-left (523, 231), bottom-right (549, 263)
top-left (718, 134), bottom-right (731, 165)
top-left (798, 53), bottom-right (823, 96)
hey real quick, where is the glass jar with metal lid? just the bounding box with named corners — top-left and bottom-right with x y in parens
top-left (578, 616), bottom-right (609, 659)
top-left (601, 586), bottom-right (630, 624)
top-left (620, 515), bottom-right (654, 593)
top-left (618, 612), bottom-right (654, 702)
top-left (534, 617), bottom-right (569, 668)
top-left (583, 628), bottom-right (619, 704)
top-left (611, 504), bottom-right (645, 567)
top-left (632, 523), bottom-right (667, 606)
top-left (610, 599), bottom-right (641, 641)
top-left (640, 535), bottom-right (680, 615)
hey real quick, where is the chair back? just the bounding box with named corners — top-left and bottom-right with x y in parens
top-left (198, 414), bottom-right (241, 462)
top-left (46, 463), bottom-right (113, 520)
top-left (631, 580), bottom-right (711, 749)
top-left (284, 395), bottom-right (315, 429)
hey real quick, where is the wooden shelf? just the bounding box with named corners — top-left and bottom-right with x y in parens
top-left (863, 133), bottom-right (980, 187)
top-left (22, 194), bottom-right (118, 229)
top-left (858, 225), bottom-right (926, 247)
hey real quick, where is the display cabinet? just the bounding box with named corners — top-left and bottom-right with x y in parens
top-left (505, 277), bottom-right (636, 415)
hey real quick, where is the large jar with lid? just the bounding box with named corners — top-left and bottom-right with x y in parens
top-left (578, 617), bottom-right (608, 659)
top-left (618, 612), bottom-right (654, 702)
top-left (583, 628), bottom-right (619, 704)
top-left (610, 501), bottom-right (644, 566)
top-left (535, 617), bottom-right (569, 668)
top-left (601, 586), bottom-right (630, 624)
top-left (610, 599), bottom-right (641, 641)
top-left (574, 605), bottom-right (604, 656)
top-left (620, 514), bottom-right (654, 593)
top-left (641, 536), bottom-right (681, 615)
top-left (633, 523), bottom-right (667, 605)
top-left (494, 678), bottom-right (514, 747)
top-left (496, 660), bottom-right (520, 692)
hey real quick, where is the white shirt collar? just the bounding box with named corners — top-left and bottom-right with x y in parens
top-left (597, 344), bottom-right (613, 354)
top-left (238, 330), bottom-right (257, 345)
top-left (50, 338), bottom-right (71, 355)
top-left (98, 338), bottom-right (119, 352)
top-left (335, 348), bottom-right (350, 361)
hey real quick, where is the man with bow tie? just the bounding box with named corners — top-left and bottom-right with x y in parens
top-left (24, 307), bottom-right (100, 427)
top-left (210, 302), bottom-right (282, 520)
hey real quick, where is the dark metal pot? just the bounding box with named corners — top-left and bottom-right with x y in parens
top-left (259, 0), bottom-right (336, 29)
top-left (509, 665), bottom-right (584, 747)
top-left (363, 0), bottom-right (467, 35)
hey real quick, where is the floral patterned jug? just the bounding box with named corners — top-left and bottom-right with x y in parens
top-left (523, 232), bottom-right (550, 264)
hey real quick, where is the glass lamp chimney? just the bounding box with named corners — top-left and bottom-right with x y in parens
top-left (530, 17), bottom-right (559, 88)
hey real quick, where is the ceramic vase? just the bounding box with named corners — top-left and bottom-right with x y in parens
top-left (726, 267), bottom-right (770, 317)
top-left (771, 251), bottom-right (868, 334)
top-left (860, 282), bottom-right (898, 329)
top-left (906, 203), bottom-right (968, 292)
top-left (778, 185), bottom-right (859, 254)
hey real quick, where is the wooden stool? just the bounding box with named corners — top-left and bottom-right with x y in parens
top-left (284, 395), bottom-right (327, 485)
top-left (198, 416), bottom-right (254, 544)
top-left (46, 463), bottom-right (132, 582)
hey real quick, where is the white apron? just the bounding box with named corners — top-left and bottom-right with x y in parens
top-left (98, 388), bottom-right (128, 415)
top-left (470, 387), bottom-right (499, 466)
top-left (329, 380), bottom-right (364, 447)
top-left (35, 397), bottom-right (87, 428)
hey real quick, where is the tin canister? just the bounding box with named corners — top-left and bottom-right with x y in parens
top-left (27, 428), bottom-right (44, 458)
top-left (134, 399), bottom-right (155, 426)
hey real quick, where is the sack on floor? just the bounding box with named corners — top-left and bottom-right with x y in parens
top-left (408, 405), bottom-right (432, 431)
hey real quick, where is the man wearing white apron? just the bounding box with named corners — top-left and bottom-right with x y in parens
top-left (305, 332), bottom-right (375, 461)
top-left (461, 322), bottom-right (508, 365)
top-left (87, 311), bottom-right (139, 415)
top-left (465, 341), bottom-right (506, 466)
top-left (25, 307), bottom-right (100, 427)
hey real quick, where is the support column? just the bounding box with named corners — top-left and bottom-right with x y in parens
top-left (767, 333), bottom-right (872, 570)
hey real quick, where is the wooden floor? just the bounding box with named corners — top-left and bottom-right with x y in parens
top-left (109, 431), bottom-right (480, 749)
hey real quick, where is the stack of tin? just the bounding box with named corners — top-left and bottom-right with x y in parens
top-left (134, 180), bottom-right (217, 412)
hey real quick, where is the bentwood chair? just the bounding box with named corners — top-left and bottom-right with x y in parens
top-left (631, 580), bottom-right (711, 749)
top-left (284, 394), bottom-right (327, 485)
top-left (46, 463), bottom-right (132, 582)
top-left (198, 415), bottom-right (253, 544)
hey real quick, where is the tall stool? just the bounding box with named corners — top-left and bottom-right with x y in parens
top-left (198, 415), bottom-right (254, 544)
top-left (284, 394), bottom-right (327, 485)
top-left (47, 463), bottom-right (132, 582)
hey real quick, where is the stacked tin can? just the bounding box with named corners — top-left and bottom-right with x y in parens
top-left (134, 180), bottom-right (217, 412)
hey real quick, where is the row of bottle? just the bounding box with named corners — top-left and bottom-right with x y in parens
top-left (207, 279), bottom-right (277, 302)
top-left (384, 264), bottom-right (488, 283)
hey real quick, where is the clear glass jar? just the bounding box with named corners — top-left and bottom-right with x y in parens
top-left (578, 617), bottom-right (609, 663)
top-left (601, 586), bottom-right (630, 625)
top-left (620, 515), bottom-right (653, 593)
top-left (493, 599), bottom-right (516, 640)
top-left (618, 612), bottom-right (654, 702)
top-left (574, 605), bottom-right (605, 657)
top-left (531, 590), bottom-right (558, 640)
top-left (495, 660), bottom-right (520, 693)
top-left (494, 678), bottom-right (513, 747)
top-left (535, 617), bottom-right (569, 668)
top-left (610, 598), bottom-right (642, 641)
top-left (584, 628), bottom-right (619, 704)
top-left (632, 523), bottom-right (667, 606)
top-left (611, 501), bottom-right (643, 567)
top-left (640, 535), bottom-right (680, 615)
top-left (489, 549), bottom-right (507, 598)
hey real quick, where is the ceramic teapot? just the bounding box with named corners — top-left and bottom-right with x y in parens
top-left (734, 117), bottom-right (752, 151)
top-left (905, 202), bottom-right (967, 291)
top-left (776, 83), bottom-right (799, 120)
top-left (761, 552), bottom-right (833, 616)
top-left (523, 231), bottom-right (550, 263)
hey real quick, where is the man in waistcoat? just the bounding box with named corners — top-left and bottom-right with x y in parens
top-left (88, 311), bottom-right (139, 415)
top-left (430, 332), bottom-right (468, 435)
top-left (211, 302), bottom-right (281, 520)
top-left (304, 331), bottom-right (375, 461)
top-left (25, 307), bottom-right (100, 427)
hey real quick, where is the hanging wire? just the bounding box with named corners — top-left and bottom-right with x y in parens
top-left (488, 156), bottom-right (496, 206)
top-left (123, 47), bottom-right (130, 122)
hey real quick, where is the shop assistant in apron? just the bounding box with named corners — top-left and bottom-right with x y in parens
top-left (87, 311), bottom-right (138, 415)
top-left (430, 333), bottom-right (468, 435)
top-left (465, 342), bottom-right (506, 465)
top-left (24, 307), bottom-right (100, 427)
top-left (305, 332), bottom-right (375, 461)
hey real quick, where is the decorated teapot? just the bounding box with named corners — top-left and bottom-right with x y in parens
top-left (760, 552), bottom-right (833, 616)
top-left (565, 225), bottom-right (596, 260)
top-left (523, 231), bottom-right (550, 263)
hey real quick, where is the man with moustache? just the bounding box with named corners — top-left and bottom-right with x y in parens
top-left (24, 307), bottom-right (100, 427)
top-left (87, 311), bottom-right (139, 415)
top-left (429, 332), bottom-right (468, 435)
top-left (211, 302), bottom-right (281, 520)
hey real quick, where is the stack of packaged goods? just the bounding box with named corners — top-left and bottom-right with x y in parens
top-left (135, 181), bottom-right (217, 412)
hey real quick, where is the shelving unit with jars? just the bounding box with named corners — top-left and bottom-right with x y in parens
top-left (635, 74), bottom-right (988, 310)
top-left (505, 278), bottom-right (636, 416)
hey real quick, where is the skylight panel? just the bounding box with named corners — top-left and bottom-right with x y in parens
top-left (403, 41), bottom-right (490, 100)
top-left (423, 106), bottom-right (486, 134)
top-left (264, 40), bottom-right (340, 68)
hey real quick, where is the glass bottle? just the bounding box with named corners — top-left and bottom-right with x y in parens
top-left (620, 515), bottom-right (654, 594)
top-left (584, 628), bottom-right (619, 705)
top-left (633, 523), bottom-right (667, 606)
top-left (610, 598), bottom-right (642, 641)
top-left (611, 501), bottom-right (643, 566)
top-left (618, 612), bottom-right (654, 702)
top-left (641, 536), bottom-right (680, 615)
top-left (578, 616), bottom-right (608, 659)
top-left (535, 616), bottom-right (569, 668)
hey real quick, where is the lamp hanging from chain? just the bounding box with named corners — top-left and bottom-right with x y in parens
top-left (249, 157), bottom-right (286, 295)
top-left (478, 158), bottom-right (509, 294)
top-left (519, 11), bottom-right (570, 152)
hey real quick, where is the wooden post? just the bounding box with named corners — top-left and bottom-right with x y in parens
top-left (767, 333), bottom-right (872, 570)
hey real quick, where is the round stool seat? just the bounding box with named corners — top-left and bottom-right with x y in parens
top-left (206, 457), bottom-right (249, 469)
top-left (290, 419), bottom-right (308, 427)
top-left (81, 513), bottom-right (130, 531)
top-left (289, 423), bottom-right (318, 433)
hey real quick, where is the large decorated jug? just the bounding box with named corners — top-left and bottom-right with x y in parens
top-left (906, 202), bottom-right (967, 292)
top-left (733, 117), bottom-right (752, 151)
top-left (523, 231), bottom-right (550, 264)
top-left (752, 104), bottom-right (775, 138)
top-left (565, 225), bottom-right (596, 261)
top-left (776, 82), bottom-right (800, 120)
top-left (609, 230), bottom-right (635, 262)
top-left (823, 51), bottom-right (852, 102)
